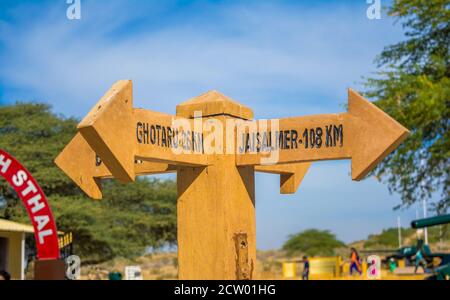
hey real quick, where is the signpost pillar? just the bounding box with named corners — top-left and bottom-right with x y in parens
top-left (176, 96), bottom-right (256, 280)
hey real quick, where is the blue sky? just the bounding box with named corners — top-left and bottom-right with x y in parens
top-left (0, 0), bottom-right (429, 249)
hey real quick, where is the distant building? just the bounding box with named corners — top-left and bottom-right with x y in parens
top-left (0, 218), bottom-right (35, 280)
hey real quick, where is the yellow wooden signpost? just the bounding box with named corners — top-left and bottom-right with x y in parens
top-left (55, 80), bottom-right (409, 280)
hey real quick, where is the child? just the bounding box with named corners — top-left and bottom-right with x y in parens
top-left (413, 239), bottom-right (427, 273)
top-left (302, 256), bottom-right (310, 280)
top-left (389, 258), bottom-right (397, 273)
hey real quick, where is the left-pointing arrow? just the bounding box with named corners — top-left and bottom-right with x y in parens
top-left (55, 133), bottom-right (111, 199)
top-left (77, 80), bottom-right (135, 183)
top-left (77, 80), bottom-right (208, 184)
top-left (55, 133), bottom-right (175, 199)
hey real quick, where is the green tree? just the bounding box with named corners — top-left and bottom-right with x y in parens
top-left (363, 226), bottom-right (449, 249)
top-left (282, 229), bottom-right (345, 257)
top-left (363, 0), bottom-right (449, 212)
top-left (0, 103), bottom-right (177, 263)
top-left (363, 228), bottom-right (415, 248)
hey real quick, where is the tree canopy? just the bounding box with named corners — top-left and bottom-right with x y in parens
top-left (0, 103), bottom-right (177, 263)
top-left (363, 226), bottom-right (449, 249)
top-left (363, 0), bottom-right (449, 212)
top-left (363, 228), bottom-right (415, 248)
top-left (282, 229), bottom-right (345, 257)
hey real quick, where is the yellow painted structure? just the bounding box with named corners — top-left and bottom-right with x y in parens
top-left (280, 257), bottom-right (427, 280)
top-left (310, 257), bottom-right (338, 276)
top-left (282, 257), bottom-right (342, 279)
top-left (282, 262), bottom-right (297, 278)
top-left (281, 256), bottom-right (371, 279)
top-left (0, 219), bottom-right (34, 280)
top-left (336, 256), bottom-right (343, 277)
top-left (342, 261), bottom-right (350, 275)
top-left (361, 261), bottom-right (368, 275)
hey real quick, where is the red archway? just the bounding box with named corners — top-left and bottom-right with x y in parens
top-left (0, 149), bottom-right (60, 260)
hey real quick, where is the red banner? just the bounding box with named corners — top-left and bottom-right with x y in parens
top-left (0, 149), bottom-right (60, 260)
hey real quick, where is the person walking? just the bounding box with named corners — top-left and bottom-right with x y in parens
top-left (302, 256), bottom-right (310, 280)
top-left (413, 239), bottom-right (427, 274)
top-left (349, 248), bottom-right (362, 276)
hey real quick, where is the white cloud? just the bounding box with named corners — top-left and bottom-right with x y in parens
top-left (1, 1), bottom-right (405, 118)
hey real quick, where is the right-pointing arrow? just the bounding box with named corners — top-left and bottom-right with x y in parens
top-left (348, 88), bottom-right (409, 180)
top-left (236, 89), bottom-right (409, 181)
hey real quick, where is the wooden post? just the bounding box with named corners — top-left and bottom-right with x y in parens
top-left (34, 259), bottom-right (66, 280)
top-left (176, 95), bottom-right (256, 280)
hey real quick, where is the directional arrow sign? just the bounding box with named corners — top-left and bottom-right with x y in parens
top-left (77, 80), bottom-right (207, 183)
top-left (55, 133), bottom-right (308, 198)
top-left (55, 133), bottom-right (176, 199)
top-left (55, 81), bottom-right (409, 280)
top-left (236, 89), bottom-right (409, 180)
top-left (59, 81), bottom-right (312, 199)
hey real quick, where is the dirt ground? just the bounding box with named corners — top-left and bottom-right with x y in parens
top-left (79, 250), bottom-right (432, 280)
